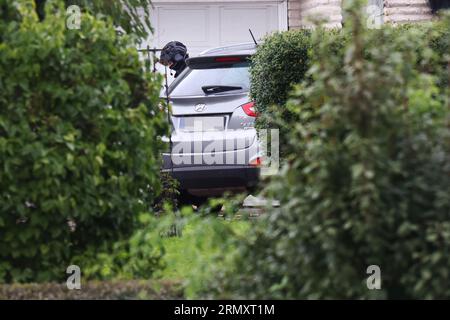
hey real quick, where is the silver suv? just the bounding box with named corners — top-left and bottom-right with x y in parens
top-left (162, 43), bottom-right (260, 204)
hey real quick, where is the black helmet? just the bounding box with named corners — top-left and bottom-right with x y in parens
top-left (160, 41), bottom-right (188, 68)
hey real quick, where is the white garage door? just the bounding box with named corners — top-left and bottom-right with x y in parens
top-left (146, 0), bottom-right (287, 57)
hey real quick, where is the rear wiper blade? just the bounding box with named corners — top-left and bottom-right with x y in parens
top-left (202, 85), bottom-right (243, 94)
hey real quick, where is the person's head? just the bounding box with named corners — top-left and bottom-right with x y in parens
top-left (159, 41), bottom-right (188, 72)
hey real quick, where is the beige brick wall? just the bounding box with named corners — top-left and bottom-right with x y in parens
top-left (289, 0), bottom-right (343, 29)
top-left (384, 0), bottom-right (433, 23)
top-left (287, 0), bottom-right (433, 29)
top-left (288, 0), bottom-right (302, 29)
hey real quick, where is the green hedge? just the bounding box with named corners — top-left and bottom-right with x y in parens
top-left (250, 18), bottom-right (449, 133)
top-left (250, 29), bottom-right (349, 128)
top-left (250, 30), bottom-right (312, 129)
top-left (36, 0), bottom-right (153, 40)
top-left (0, 1), bottom-right (167, 283)
top-left (204, 2), bottom-right (450, 299)
top-left (250, 29), bottom-right (347, 159)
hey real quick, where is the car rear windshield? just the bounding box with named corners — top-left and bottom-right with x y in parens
top-left (170, 62), bottom-right (250, 97)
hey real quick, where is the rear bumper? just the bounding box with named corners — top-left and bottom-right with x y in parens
top-left (162, 165), bottom-right (260, 192)
top-left (161, 130), bottom-right (261, 195)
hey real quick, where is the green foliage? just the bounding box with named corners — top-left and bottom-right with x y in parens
top-left (205, 1), bottom-right (450, 299)
top-left (424, 15), bottom-right (450, 92)
top-left (153, 172), bottom-right (180, 212)
top-left (250, 28), bottom-right (347, 159)
top-left (250, 14), bottom-right (449, 159)
top-left (154, 204), bottom-right (250, 299)
top-left (35, 0), bottom-right (153, 42)
top-left (250, 30), bottom-right (312, 129)
top-left (0, 0), bottom-right (167, 283)
top-left (72, 213), bottom-right (166, 281)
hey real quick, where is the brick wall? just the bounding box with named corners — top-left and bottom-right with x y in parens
top-left (289, 0), bottom-right (343, 29)
top-left (287, 0), bottom-right (433, 29)
top-left (288, 0), bottom-right (302, 29)
top-left (384, 0), bottom-right (432, 23)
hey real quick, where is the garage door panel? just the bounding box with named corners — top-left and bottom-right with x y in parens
top-left (157, 7), bottom-right (211, 46)
top-left (219, 6), bottom-right (276, 43)
top-left (148, 2), bottom-right (282, 57)
top-left (144, 1), bottom-right (284, 82)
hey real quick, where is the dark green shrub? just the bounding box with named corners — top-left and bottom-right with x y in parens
top-left (385, 21), bottom-right (449, 95)
top-left (250, 28), bottom-right (347, 159)
top-left (0, 1), bottom-right (167, 283)
top-left (424, 18), bottom-right (450, 91)
top-left (204, 1), bottom-right (450, 299)
top-left (154, 172), bottom-right (180, 212)
top-left (250, 30), bottom-right (312, 129)
top-left (251, 17), bottom-right (449, 158)
top-left (250, 29), bottom-right (349, 125)
top-left (71, 213), bottom-right (167, 281)
top-left (35, 0), bottom-right (153, 41)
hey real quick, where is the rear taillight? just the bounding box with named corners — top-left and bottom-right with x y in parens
top-left (249, 157), bottom-right (262, 167)
top-left (241, 101), bottom-right (257, 117)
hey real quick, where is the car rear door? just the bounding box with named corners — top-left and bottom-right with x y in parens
top-left (167, 56), bottom-right (257, 165)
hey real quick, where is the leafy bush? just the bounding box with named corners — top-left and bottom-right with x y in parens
top-left (250, 28), bottom-right (347, 159)
top-left (0, 1), bottom-right (167, 283)
top-left (204, 1), bottom-right (450, 299)
top-left (251, 15), bottom-right (449, 158)
top-left (250, 30), bottom-right (312, 129)
top-left (154, 172), bottom-right (180, 212)
top-left (35, 0), bottom-right (153, 41)
top-left (71, 213), bottom-right (167, 281)
top-left (424, 18), bottom-right (450, 91)
top-left (154, 201), bottom-right (250, 299)
top-left (386, 22), bottom-right (449, 95)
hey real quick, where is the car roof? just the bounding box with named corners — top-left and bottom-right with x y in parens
top-left (198, 42), bottom-right (257, 57)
